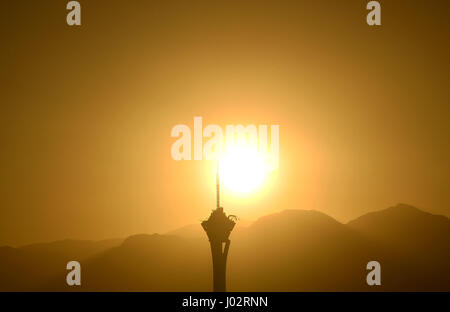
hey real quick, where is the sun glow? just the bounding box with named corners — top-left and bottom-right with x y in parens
top-left (218, 146), bottom-right (267, 193)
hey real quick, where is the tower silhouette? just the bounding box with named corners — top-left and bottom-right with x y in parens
top-left (201, 164), bottom-right (236, 292)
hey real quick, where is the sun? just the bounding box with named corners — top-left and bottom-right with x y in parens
top-left (218, 146), bottom-right (267, 193)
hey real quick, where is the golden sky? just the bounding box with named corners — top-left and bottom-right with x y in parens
top-left (1, 0), bottom-right (449, 246)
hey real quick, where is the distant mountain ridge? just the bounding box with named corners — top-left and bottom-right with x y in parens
top-left (0, 204), bottom-right (448, 291)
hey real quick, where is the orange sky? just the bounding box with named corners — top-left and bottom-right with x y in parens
top-left (1, 0), bottom-right (449, 246)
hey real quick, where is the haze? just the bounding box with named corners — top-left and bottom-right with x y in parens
top-left (1, 0), bottom-right (449, 246)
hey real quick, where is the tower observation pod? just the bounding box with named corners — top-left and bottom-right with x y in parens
top-left (201, 164), bottom-right (236, 292)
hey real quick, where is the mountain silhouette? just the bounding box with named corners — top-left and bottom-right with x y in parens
top-left (229, 209), bottom-right (377, 291)
top-left (0, 239), bottom-right (122, 291)
top-left (0, 204), bottom-right (448, 291)
top-left (347, 203), bottom-right (450, 290)
top-left (348, 203), bottom-right (450, 251)
top-left (76, 234), bottom-right (211, 291)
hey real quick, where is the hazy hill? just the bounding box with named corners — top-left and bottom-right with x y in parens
top-left (0, 239), bottom-right (122, 291)
top-left (1, 205), bottom-right (449, 291)
top-left (347, 203), bottom-right (450, 290)
top-left (165, 224), bottom-right (207, 240)
top-left (229, 209), bottom-right (378, 291)
top-left (74, 234), bottom-right (211, 291)
top-left (347, 203), bottom-right (450, 251)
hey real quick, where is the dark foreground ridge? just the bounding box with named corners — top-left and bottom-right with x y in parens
top-left (0, 204), bottom-right (449, 291)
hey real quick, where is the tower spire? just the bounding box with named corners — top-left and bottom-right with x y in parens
top-left (216, 161), bottom-right (220, 209)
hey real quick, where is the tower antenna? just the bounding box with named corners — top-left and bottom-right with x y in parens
top-left (216, 161), bottom-right (220, 209)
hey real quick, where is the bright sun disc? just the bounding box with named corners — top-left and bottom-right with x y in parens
top-left (218, 146), bottom-right (266, 193)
